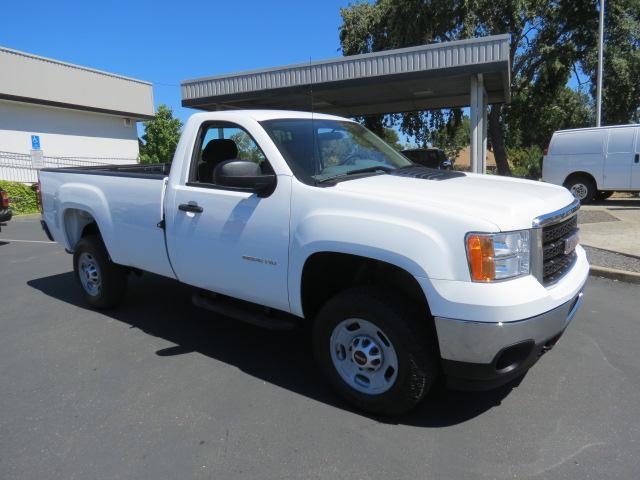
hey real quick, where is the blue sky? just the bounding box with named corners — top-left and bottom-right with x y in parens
top-left (1, 0), bottom-right (351, 130)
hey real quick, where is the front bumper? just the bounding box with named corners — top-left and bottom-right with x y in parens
top-left (435, 290), bottom-right (584, 390)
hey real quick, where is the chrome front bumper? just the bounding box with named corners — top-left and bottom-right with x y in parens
top-left (436, 291), bottom-right (584, 364)
top-left (435, 290), bottom-right (584, 390)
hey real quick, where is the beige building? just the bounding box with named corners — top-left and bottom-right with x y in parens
top-left (454, 145), bottom-right (497, 171)
top-left (0, 46), bottom-right (154, 182)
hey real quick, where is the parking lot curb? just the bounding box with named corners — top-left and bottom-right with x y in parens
top-left (590, 265), bottom-right (640, 285)
top-left (582, 243), bottom-right (640, 261)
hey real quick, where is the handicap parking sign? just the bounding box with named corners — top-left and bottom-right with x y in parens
top-left (31, 135), bottom-right (41, 150)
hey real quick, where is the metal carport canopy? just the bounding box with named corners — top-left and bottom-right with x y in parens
top-left (181, 34), bottom-right (511, 172)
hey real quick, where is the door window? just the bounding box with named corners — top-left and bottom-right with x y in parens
top-left (191, 123), bottom-right (271, 185)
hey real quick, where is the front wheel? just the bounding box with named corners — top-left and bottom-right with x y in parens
top-left (312, 287), bottom-right (439, 415)
top-left (73, 235), bottom-right (127, 309)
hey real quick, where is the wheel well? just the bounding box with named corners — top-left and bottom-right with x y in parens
top-left (63, 209), bottom-right (101, 250)
top-left (564, 171), bottom-right (597, 188)
top-left (300, 252), bottom-right (431, 321)
top-left (81, 222), bottom-right (99, 238)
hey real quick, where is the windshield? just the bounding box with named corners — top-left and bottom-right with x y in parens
top-left (260, 119), bottom-right (412, 184)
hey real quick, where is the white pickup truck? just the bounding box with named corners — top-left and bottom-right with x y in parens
top-left (39, 110), bottom-right (588, 415)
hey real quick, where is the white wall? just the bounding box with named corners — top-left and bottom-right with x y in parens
top-left (0, 100), bottom-right (140, 159)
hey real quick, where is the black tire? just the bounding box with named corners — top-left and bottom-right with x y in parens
top-left (312, 287), bottom-right (439, 415)
top-left (594, 190), bottom-right (614, 201)
top-left (564, 175), bottom-right (596, 204)
top-left (73, 235), bottom-right (127, 309)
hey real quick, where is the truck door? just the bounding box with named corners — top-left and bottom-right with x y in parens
top-left (603, 127), bottom-right (634, 189)
top-left (632, 128), bottom-right (640, 189)
top-left (164, 122), bottom-right (291, 312)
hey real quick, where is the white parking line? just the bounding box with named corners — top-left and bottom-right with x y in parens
top-left (0, 239), bottom-right (56, 244)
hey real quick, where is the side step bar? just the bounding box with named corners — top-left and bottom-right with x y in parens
top-left (192, 293), bottom-right (297, 331)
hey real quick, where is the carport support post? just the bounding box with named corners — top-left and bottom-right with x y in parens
top-left (470, 74), bottom-right (487, 174)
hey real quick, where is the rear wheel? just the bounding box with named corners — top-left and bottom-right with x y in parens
top-left (564, 175), bottom-right (596, 203)
top-left (73, 235), bottom-right (127, 309)
top-left (312, 287), bottom-right (439, 415)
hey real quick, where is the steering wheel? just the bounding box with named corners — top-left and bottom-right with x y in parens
top-left (343, 151), bottom-right (370, 165)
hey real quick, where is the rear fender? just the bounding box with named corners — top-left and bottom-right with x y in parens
top-left (57, 183), bottom-right (113, 254)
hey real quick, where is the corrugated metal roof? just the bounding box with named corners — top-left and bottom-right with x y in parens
top-left (181, 34), bottom-right (510, 114)
top-left (0, 46), bottom-right (155, 119)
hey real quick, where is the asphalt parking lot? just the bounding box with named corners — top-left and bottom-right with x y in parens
top-left (1, 216), bottom-right (640, 480)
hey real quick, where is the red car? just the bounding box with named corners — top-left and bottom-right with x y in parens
top-left (0, 189), bottom-right (12, 231)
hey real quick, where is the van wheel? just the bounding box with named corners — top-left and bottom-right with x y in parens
top-left (595, 191), bottom-right (613, 201)
top-left (564, 175), bottom-right (596, 203)
top-left (312, 287), bottom-right (439, 415)
top-left (73, 235), bottom-right (127, 309)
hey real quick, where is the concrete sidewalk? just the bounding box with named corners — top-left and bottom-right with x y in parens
top-left (578, 197), bottom-right (640, 283)
top-left (579, 197), bottom-right (640, 258)
top-left (578, 198), bottom-right (640, 258)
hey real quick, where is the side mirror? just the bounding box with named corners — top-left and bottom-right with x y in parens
top-left (439, 159), bottom-right (453, 170)
top-left (213, 160), bottom-right (276, 196)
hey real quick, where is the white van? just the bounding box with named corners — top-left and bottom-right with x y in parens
top-left (542, 124), bottom-right (640, 202)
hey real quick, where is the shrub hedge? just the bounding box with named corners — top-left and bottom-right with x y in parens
top-left (0, 180), bottom-right (39, 215)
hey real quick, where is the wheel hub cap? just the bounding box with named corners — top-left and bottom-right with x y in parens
top-left (571, 183), bottom-right (587, 200)
top-left (78, 252), bottom-right (101, 296)
top-left (329, 318), bottom-right (399, 395)
top-left (349, 335), bottom-right (383, 371)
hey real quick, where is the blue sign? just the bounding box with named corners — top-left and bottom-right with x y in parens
top-left (31, 135), bottom-right (41, 150)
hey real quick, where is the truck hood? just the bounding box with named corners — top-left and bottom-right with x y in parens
top-left (333, 171), bottom-right (575, 231)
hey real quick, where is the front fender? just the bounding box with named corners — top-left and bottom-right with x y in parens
top-left (288, 210), bottom-right (457, 317)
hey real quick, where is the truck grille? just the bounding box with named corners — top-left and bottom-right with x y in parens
top-left (541, 215), bottom-right (578, 285)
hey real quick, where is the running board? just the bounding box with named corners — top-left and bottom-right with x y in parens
top-left (192, 293), bottom-right (297, 331)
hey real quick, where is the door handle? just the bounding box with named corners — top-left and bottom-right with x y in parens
top-left (635, 153), bottom-right (639, 164)
top-left (178, 203), bottom-right (203, 213)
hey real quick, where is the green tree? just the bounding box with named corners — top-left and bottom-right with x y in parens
top-left (382, 128), bottom-right (403, 150)
top-left (431, 116), bottom-right (470, 160)
top-left (576, 0), bottom-right (640, 124)
top-left (339, 0), bottom-right (640, 177)
top-left (506, 87), bottom-right (593, 149)
top-left (229, 131), bottom-right (266, 163)
top-left (508, 145), bottom-right (544, 179)
top-left (139, 104), bottom-right (183, 164)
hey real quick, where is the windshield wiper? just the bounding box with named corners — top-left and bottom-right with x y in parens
top-left (315, 166), bottom-right (393, 184)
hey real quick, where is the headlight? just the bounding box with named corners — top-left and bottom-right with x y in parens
top-left (465, 230), bottom-right (530, 282)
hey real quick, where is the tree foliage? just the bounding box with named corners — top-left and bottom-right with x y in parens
top-left (139, 104), bottom-right (183, 164)
top-left (508, 145), bottom-right (544, 179)
top-left (431, 115), bottom-right (470, 160)
top-left (0, 180), bottom-right (38, 215)
top-left (229, 131), bottom-right (266, 163)
top-left (382, 128), bottom-right (403, 150)
top-left (339, 0), bottom-right (640, 177)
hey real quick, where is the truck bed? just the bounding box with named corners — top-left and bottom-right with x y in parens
top-left (40, 162), bottom-right (171, 179)
top-left (39, 163), bottom-right (175, 279)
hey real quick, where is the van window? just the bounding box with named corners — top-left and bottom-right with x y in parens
top-left (607, 128), bottom-right (636, 153)
top-left (551, 130), bottom-right (605, 155)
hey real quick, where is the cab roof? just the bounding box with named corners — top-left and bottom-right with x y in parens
top-left (188, 109), bottom-right (352, 123)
